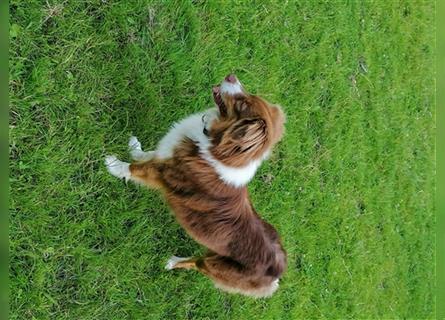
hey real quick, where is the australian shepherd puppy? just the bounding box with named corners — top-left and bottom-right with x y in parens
top-left (105, 74), bottom-right (286, 298)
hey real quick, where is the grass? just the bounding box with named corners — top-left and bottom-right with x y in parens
top-left (9, 0), bottom-right (435, 319)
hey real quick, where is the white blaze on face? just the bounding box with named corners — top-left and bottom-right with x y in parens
top-left (220, 79), bottom-right (243, 96)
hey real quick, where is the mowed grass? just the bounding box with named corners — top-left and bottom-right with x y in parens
top-left (9, 1), bottom-right (435, 319)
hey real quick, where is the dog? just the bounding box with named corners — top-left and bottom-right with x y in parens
top-left (105, 74), bottom-right (286, 297)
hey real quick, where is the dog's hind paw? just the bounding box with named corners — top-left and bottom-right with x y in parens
top-left (165, 256), bottom-right (189, 270)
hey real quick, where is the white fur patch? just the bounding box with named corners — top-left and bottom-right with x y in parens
top-left (154, 108), bottom-right (265, 187)
top-left (214, 278), bottom-right (279, 298)
top-left (165, 256), bottom-right (190, 270)
top-left (155, 111), bottom-right (213, 160)
top-left (201, 154), bottom-right (262, 188)
top-left (105, 155), bottom-right (130, 181)
top-left (220, 79), bottom-right (243, 95)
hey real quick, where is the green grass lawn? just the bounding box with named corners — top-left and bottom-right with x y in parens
top-left (9, 1), bottom-right (435, 319)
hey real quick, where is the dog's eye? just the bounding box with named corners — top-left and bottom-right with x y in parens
top-left (203, 127), bottom-right (209, 136)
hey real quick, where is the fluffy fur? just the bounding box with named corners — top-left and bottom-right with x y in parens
top-left (105, 74), bottom-right (286, 297)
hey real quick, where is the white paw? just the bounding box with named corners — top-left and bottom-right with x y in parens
top-left (105, 155), bottom-right (130, 181)
top-left (128, 136), bottom-right (142, 151)
top-left (165, 256), bottom-right (189, 270)
top-left (128, 136), bottom-right (155, 161)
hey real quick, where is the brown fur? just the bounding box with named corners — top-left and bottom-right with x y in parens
top-left (128, 77), bottom-right (286, 297)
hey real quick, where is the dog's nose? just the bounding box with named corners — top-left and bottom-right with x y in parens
top-left (225, 74), bottom-right (237, 83)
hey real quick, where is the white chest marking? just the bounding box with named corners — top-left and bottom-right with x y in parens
top-left (155, 109), bottom-right (264, 187)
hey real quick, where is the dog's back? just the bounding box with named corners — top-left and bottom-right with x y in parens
top-left (150, 138), bottom-right (286, 296)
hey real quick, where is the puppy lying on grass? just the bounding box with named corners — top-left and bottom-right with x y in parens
top-left (106, 74), bottom-right (286, 297)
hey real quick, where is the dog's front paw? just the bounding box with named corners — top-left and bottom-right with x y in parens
top-left (105, 155), bottom-right (130, 181)
top-left (128, 136), bottom-right (155, 161)
top-left (128, 136), bottom-right (142, 151)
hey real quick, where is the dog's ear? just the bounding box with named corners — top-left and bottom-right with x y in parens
top-left (229, 118), bottom-right (267, 151)
top-left (211, 118), bottom-right (267, 163)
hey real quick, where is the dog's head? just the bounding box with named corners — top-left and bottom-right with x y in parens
top-left (204, 74), bottom-right (285, 167)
